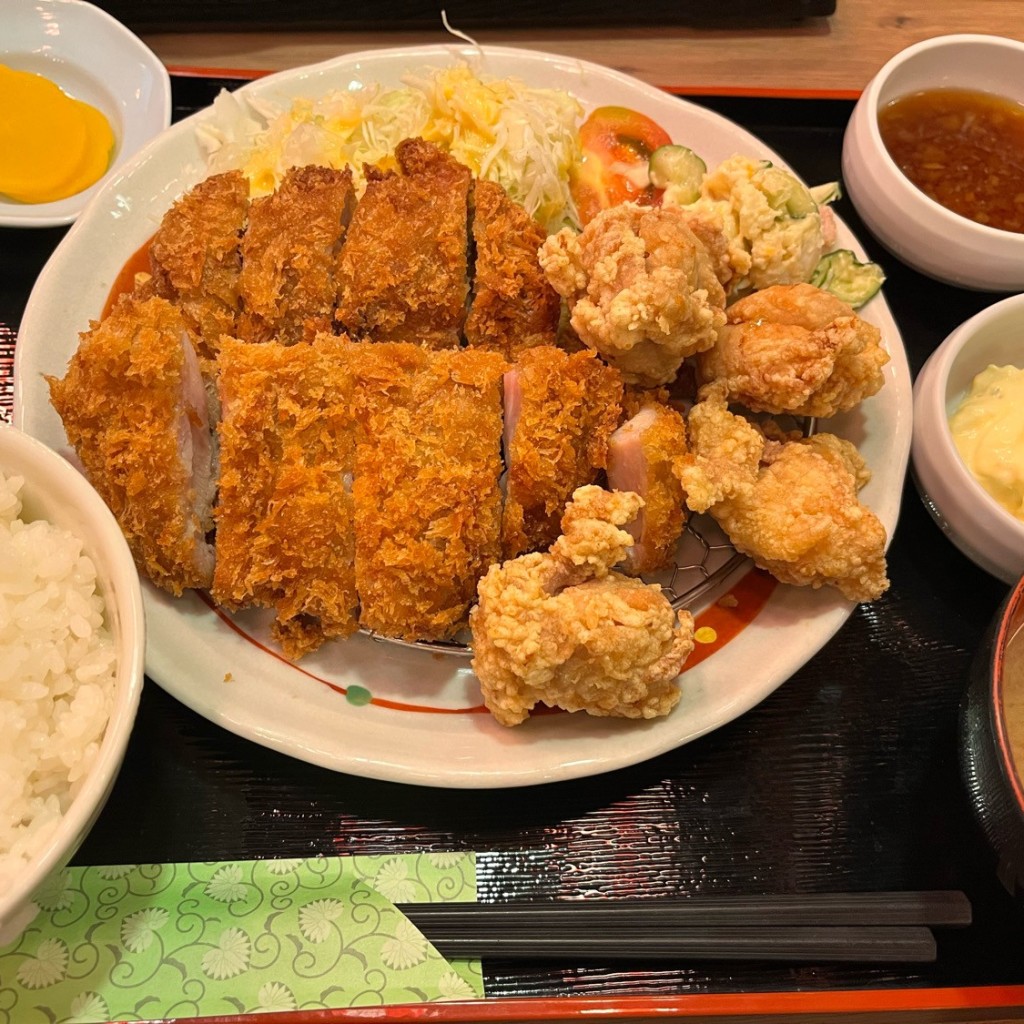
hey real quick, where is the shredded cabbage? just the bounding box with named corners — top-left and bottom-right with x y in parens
top-left (197, 65), bottom-right (583, 232)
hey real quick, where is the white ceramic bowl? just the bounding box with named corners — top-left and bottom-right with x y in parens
top-left (912, 294), bottom-right (1024, 583)
top-left (842, 33), bottom-right (1024, 292)
top-left (0, 0), bottom-right (171, 228)
top-left (0, 426), bottom-right (145, 945)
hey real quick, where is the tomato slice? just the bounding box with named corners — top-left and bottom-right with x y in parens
top-left (571, 105), bottom-right (673, 226)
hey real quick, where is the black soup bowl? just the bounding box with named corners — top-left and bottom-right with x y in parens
top-left (963, 574), bottom-right (1024, 904)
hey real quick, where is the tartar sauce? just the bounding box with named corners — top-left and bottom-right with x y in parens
top-left (949, 364), bottom-right (1024, 519)
top-left (0, 64), bottom-right (114, 204)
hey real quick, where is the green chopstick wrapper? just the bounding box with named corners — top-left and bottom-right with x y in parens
top-left (0, 852), bottom-right (482, 1022)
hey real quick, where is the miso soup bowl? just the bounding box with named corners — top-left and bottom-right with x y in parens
top-left (963, 572), bottom-right (1024, 906)
top-left (842, 33), bottom-right (1024, 292)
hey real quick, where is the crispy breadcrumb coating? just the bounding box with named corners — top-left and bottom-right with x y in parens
top-left (539, 202), bottom-right (726, 387)
top-left (677, 387), bottom-right (889, 602)
top-left (696, 283), bottom-right (889, 418)
top-left (149, 170), bottom-right (249, 363)
top-left (465, 179), bottom-right (561, 358)
top-left (237, 164), bottom-right (354, 344)
top-left (470, 485), bottom-right (695, 726)
top-left (607, 395), bottom-right (690, 574)
top-left (336, 138), bottom-right (470, 348)
top-left (353, 345), bottom-right (508, 641)
top-left (502, 346), bottom-right (624, 559)
top-left (47, 295), bottom-right (215, 595)
top-left (213, 336), bottom-right (361, 658)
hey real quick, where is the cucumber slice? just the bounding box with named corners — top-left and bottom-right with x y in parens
top-left (761, 164), bottom-right (817, 218)
top-left (809, 181), bottom-right (842, 206)
top-left (810, 249), bottom-right (885, 308)
top-left (648, 144), bottom-right (706, 202)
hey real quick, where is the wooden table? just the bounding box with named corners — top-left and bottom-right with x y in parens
top-left (140, 0), bottom-right (1024, 93)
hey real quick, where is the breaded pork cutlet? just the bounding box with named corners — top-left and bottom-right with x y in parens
top-left (336, 138), bottom-right (471, 348)
top-left (47, 294), bottom-right (215, 594)
top-left (237, 165), bottom-right (355, 344)
top-left (148, 170), bottom-right (249, 364)
top-left (465, 179), bottom-right (561, 359)
top-left (213, 335), bottom-right (362, 659)
top-left (607, 392), bottom-right (690, 575)
top-left (352, 345), bottom-right (508, 641)
top-left (502, 346), bottom-right (624, 559)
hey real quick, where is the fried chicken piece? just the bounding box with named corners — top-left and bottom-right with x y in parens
top-left (353, 345), bottom-right (508, 641)
top-left (470, 485), bottom-right (695, 726)
top-left (465, 179), bottom-right (561, 359)
top-left (696, 283), bottom-right (889, 418)
top-left (336, 138), bottom-right (470, 348)
top-left (47, 295), bottom-right (215, 595)
top-left (539, 202), bottom-right (727, 387)
top-left (677, 387), bottom-right (889, 602)
top-left (237, 165), bottom-right (355, 344)
top-left (213, 336), bottom-right (361, 658)
top-left (607, 395), bottom-right (690, 574)
top-left (502, 346), bottom-right (624, 559)
top-left (149, 170), bottom-right (249, 363)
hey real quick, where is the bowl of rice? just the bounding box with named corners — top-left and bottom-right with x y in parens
top-left (0, 425), bottom-right (144, 945)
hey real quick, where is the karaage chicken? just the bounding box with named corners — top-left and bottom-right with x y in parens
top-left (696, 283), bottom-right (889, 418)
top-left (677, 387), bottom-right (889, 602)
top-left (470, 485), bottom-right (695, 726)
top-left (539, 202), bottom-right (727, 387)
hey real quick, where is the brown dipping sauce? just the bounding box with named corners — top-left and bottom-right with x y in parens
top-left (877, 87), bottom-right (1024, 234)
top-left (103, 241), bottom-right (151, 318)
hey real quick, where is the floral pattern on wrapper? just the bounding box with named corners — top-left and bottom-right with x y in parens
top-left (0, 852), bottom-right (481, 1023)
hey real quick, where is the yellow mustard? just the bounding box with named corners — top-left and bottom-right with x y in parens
top-left (0, 64), bottom-right (114, 204)
top-left (949, 364), bottom-right (1024, 520)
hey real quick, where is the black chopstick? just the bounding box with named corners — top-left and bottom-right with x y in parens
top-left (425, 926), bottom-right (937, 963)
top-left (397, 890), bottom-right (971, 930)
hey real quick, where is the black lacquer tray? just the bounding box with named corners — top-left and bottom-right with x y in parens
top-left (2, 76), bottom-right (1023, 1011)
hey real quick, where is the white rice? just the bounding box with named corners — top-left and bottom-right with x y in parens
top-left (0, 470), bottom-right (117, 890)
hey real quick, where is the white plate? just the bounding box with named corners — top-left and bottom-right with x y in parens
top-left (0, 0), bottom-right (171, 227)
top-left (13, 45), bottom-right (913, 788)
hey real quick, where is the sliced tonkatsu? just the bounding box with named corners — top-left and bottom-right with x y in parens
top-left (465, 179), bottom-right (561, 359)
top-left (351, 344), bottom-right (507, 641)
top-left (336, 138), bottom-right (471, 348)
top-left (607, 393), bottom-right (690, 575)
top-left (47, 294), bottom-right (216, 595)
top-left (213, 335), bottom-right (361, 659)
top-left (237, 165), bottom-right (355, 344)
top-left (502, 346), bottom-right (624, 559)
top-left (148, 170), bottom-right (249, 363)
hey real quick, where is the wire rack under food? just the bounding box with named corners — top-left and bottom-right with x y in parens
top-left (365, 514), bottom-right (751, 659)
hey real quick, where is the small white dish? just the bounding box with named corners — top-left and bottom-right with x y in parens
top-left (912, 293), bottom-right (1024, 583)
top-left (0, 0), bottom-right (171, 228)
top-left (0, 425), bottom-right (145, 946)
top-left (842, 33), bottom-right (1024, 292)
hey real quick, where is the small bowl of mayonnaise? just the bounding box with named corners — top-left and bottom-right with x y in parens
top-left (912, 293), bottom-right (1024, 583)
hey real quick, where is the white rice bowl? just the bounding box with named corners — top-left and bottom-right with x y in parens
top-left (0, 470), bottom-right (117, 887)
top-left (0, 427), bottom-right (144, 946)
